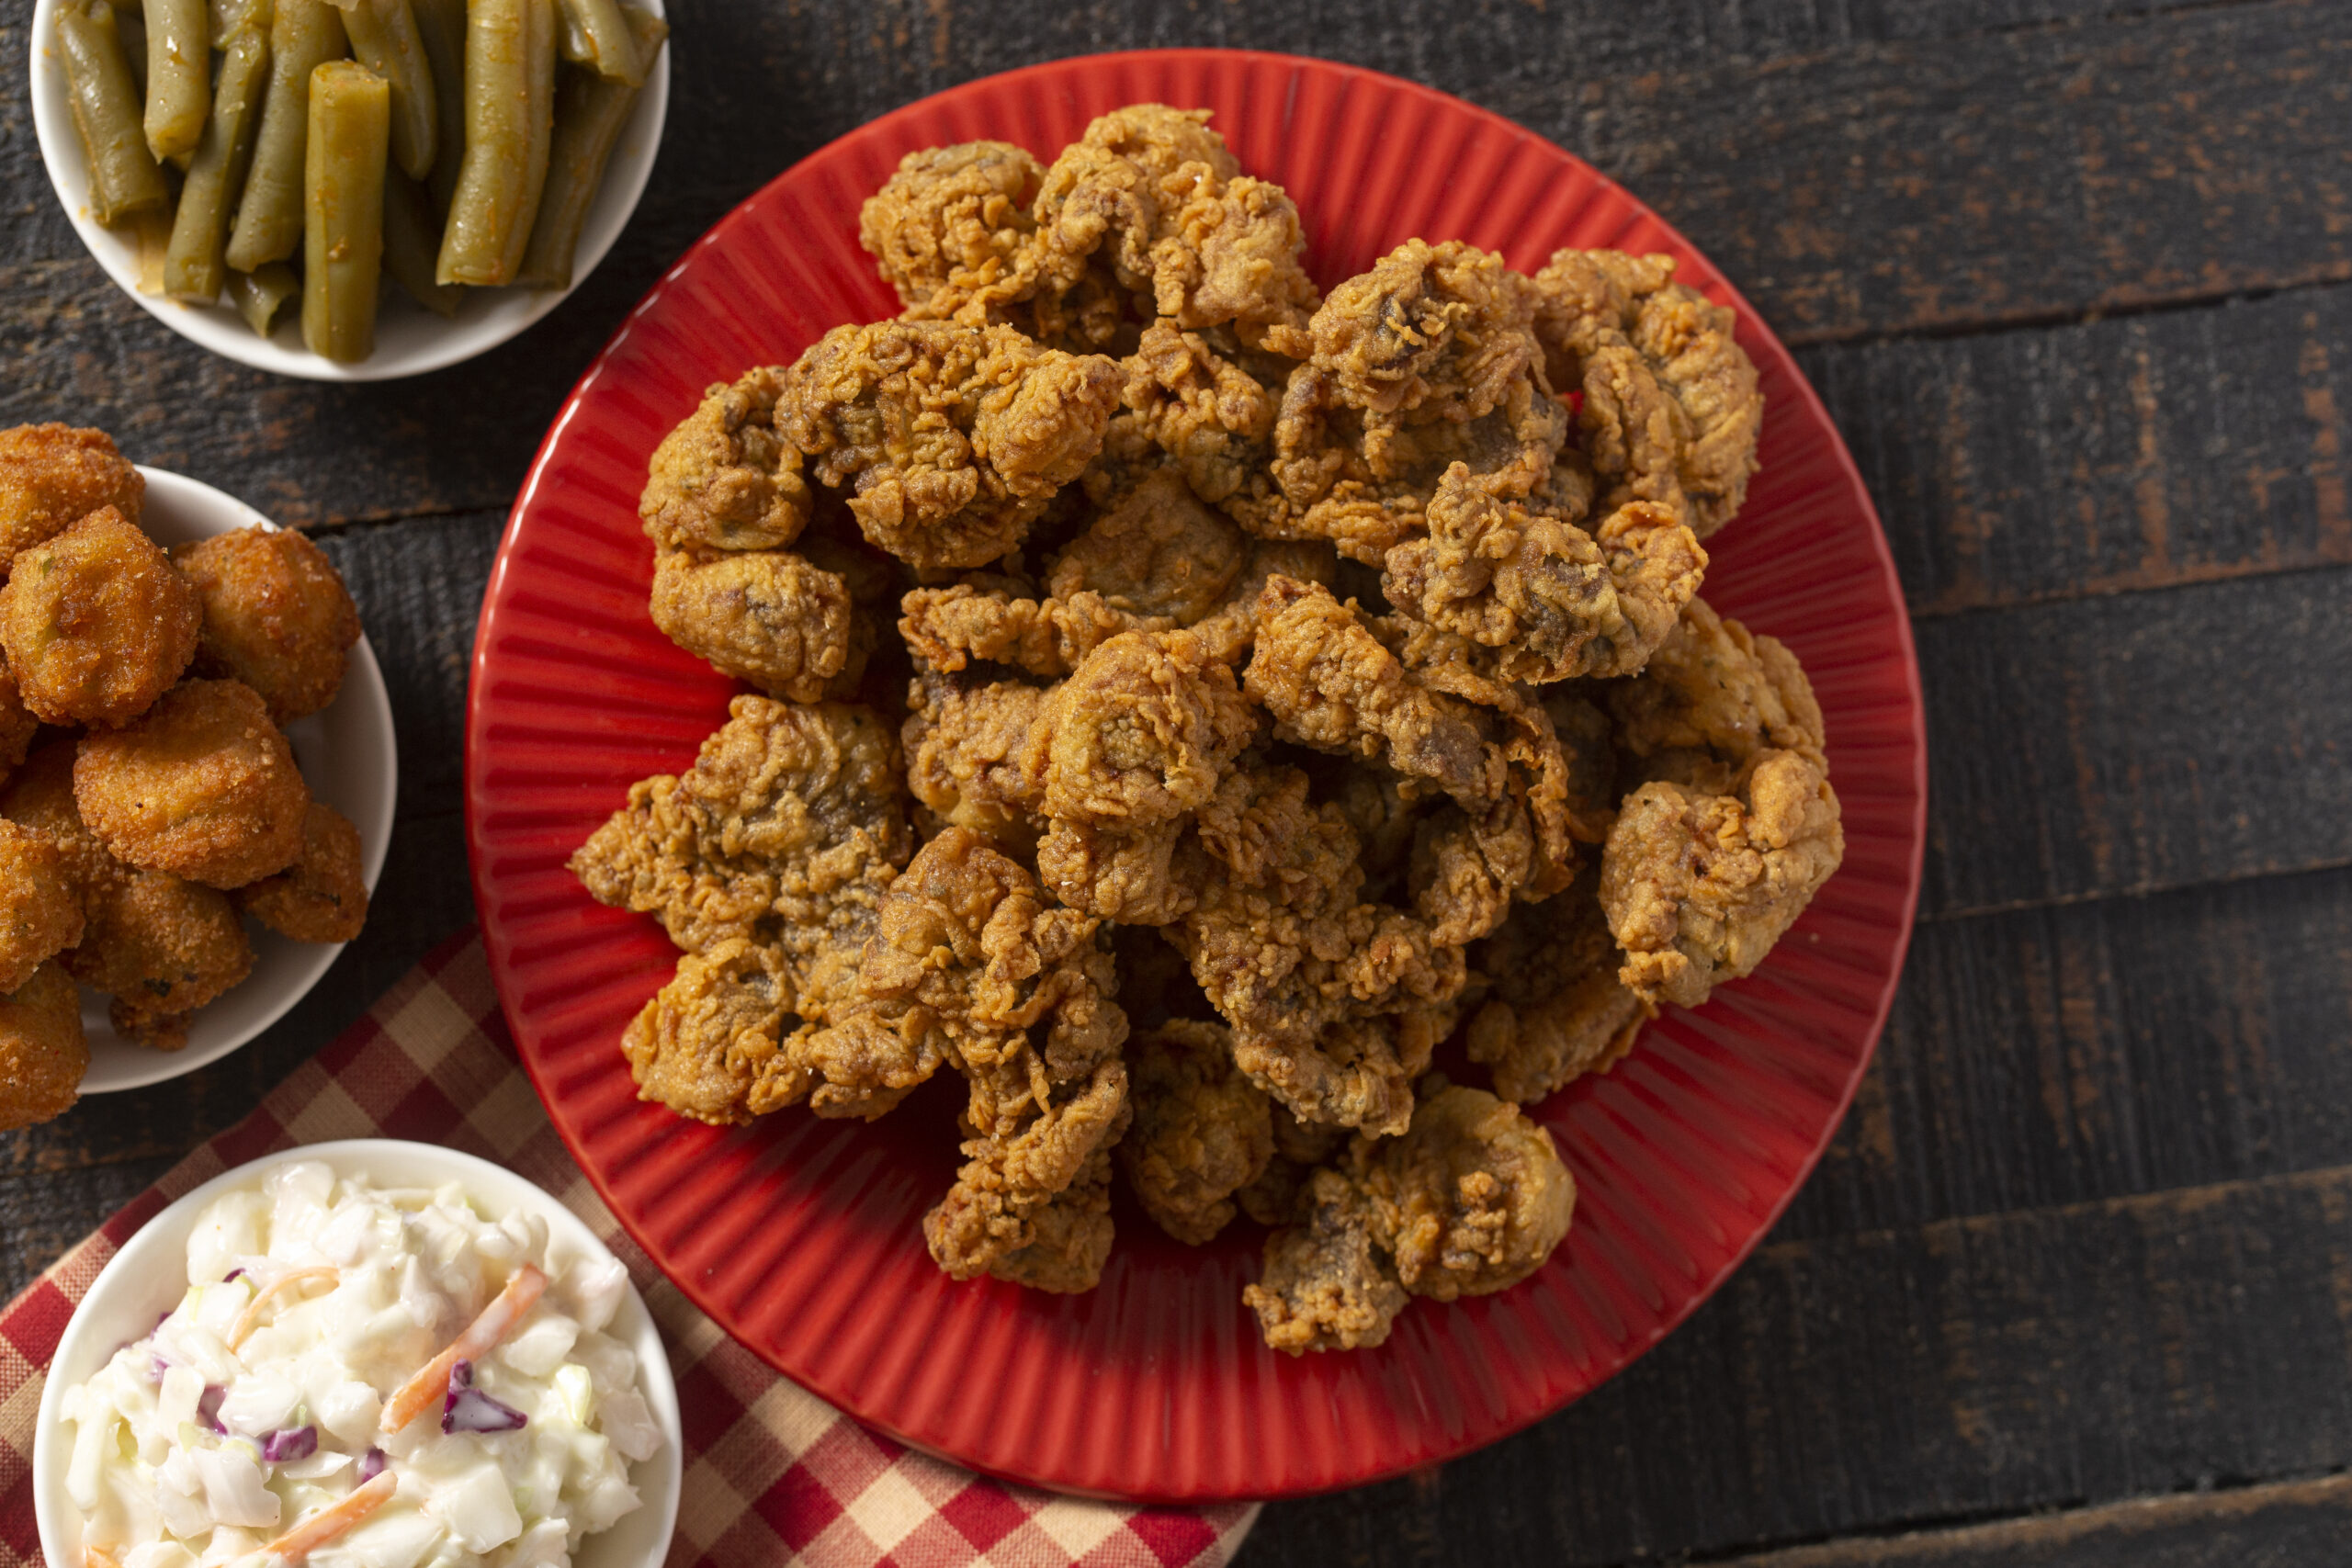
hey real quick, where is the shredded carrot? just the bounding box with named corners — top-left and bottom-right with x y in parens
top-left (84, 1547), bottom-right (122, 1568)
top-left (379, 1263), bottom-right (547, 1433)
top-left (261, 1469), bottom-right (399, 1562)
top-left (227, 1267), bottom-right (341, 1350)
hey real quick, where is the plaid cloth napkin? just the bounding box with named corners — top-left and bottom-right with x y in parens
top-left (0, 931), bottom-right (1260, 1568)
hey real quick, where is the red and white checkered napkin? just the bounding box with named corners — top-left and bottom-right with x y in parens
top-left (0, 932), bottom-right (1260, 1568)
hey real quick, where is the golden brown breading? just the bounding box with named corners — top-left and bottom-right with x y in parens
top-left (1118, 1019), bottom-right (1272, 1245)
top-left (1467, 875), bottom-right (1650, 1103)
top-left (0, 962), bottom-right (87, 1132)
top-left (0, 658), bottom-right (37, 779)
top-left (235, 801), bottom-right (368, 943)
top-left (649, 547), bottom-right (865, 703)
top-left (1227, 1003), bottom-right (1456, 1145)
top-left (1235, 1100), bottom-right (1351, 1226)
top-left (570, 697), bottom-right (912, 1021)
top-left (0, 424), bottom-right (143, 575)
top-left (74, 679), bottom-right (308, 889)
top-left (1037, 629), bottom-right (1258, 829)
top-left (1528, 250), bottom-right (1763, 538)
top-left (899, 672), bottom-right (1049, 842)
top-left (1541, 685), bottom-right (1621, 846)
top-left (778, 321), bottom-right (1123, 570)
top-left (0, 818), bottom-right (86, 993)
top-left (1601, 750), bottom-right (1844, 1010)
top-left (1382, 463), bottom-right (1705, 683)
top-left (1227, 240), bottom-right (1569, 563)
top-left (1028, 105), bottom-right (1318, 351)
top-left (1, 741), bottom-right (107, 892)
top-left (1242, 1167), bottom-right (1408, 1354)
top-left (74, 866), bottom-right (254, 1052)
top-left (1355, 1082), bottom-right (1576, 1301)
top-left (860, 141), bottom-right (1044, 325)
top-left (170, 526), bottom-right (362, 722)
top-left (639, 367), bottom-right (812, 553)
top-left (1605, 595), bottom-right (1827, 780)
top-left (617, 939), bottom-right (794, 1127)
top-left (1117, 322), bottom-right (1288, 508)
top-left (925, 1066), bottom-right (1130, 1292)
top-left (0, 507), bottom-right (200, 728)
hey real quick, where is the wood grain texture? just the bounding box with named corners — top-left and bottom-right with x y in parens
top-left (1244, 1165), bottom-right (2352, 1566)
top-left (1917, 565), bottom-right (2352, 917)
top-left (1803, 284), bottom-right (2352, 615)
top-left (1781, 862), bottom-right (2352, 1240)
top-left (1718, 1474), bottom-right (2352, 1566)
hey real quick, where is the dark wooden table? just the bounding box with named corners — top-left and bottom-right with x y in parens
top-left (7, 3), bottom-right (2349, 1562)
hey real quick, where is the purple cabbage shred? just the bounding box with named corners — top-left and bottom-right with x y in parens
top-left (260, 1426), bottom-right (317, 1462)
top-left (222, 1268), bottom-right (244, 1285)
top-left (441, 1359), bottom-right (528, 1435)
top-left (356, 1447), bottom-right (387, 1483)
top-left (196, 1384), bottom-right (227, 1435)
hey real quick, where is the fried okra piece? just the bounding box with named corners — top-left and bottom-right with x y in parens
top-left (77, 868), bottom-right (254, 1051)
top-left (0, 659), bottom-right (40, 780)
top-left (171, 525), bottom-right (364, 722)
top-left (0, 820), bottom-right (86, 994)
top-left (0, 424), bottom-right (145, 574)
top-left (0, 507), bottom-right (200, 728)
top-left (236, 802), bottom-right (369, 943)
top-left (0, 964), bottom-right (89, 1132)
top-left (74, 679), bottom-right (310, 888)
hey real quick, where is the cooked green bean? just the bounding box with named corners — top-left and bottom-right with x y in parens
top-left (381, 169), bottom-right (461, 315)
top-left (554, 0), bottom-right (639, 85)
top-left (435, 0), bottom-right (554, 287)
top-left (163, 17), bottom-right (269, 300)
top-left (331, 0), bottom-right (435, 181)
top-left (408, 0), bottom-right (464, 211)
top-left (55, 2), bottom-right (170, 225)
top-left (226, 260), bottom-right (299, 334)
top-left (141, 0), bottom-right (210, 160)
top-left (224, 0), bottom-right (346, 271)
top-left (516, 5), bottom-right (662, 289)
top-left (301, 60), bottom-right (390, 361)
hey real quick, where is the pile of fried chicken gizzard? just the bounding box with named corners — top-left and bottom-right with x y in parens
top-left (571, 106), bottom-right (1844, 1354)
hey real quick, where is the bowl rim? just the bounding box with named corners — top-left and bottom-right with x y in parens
top-left (72, 466), bottom-right (399, 1094)
top-left (23, 0), bottom-right (672, 382)
top-left (464, 45), bottom-right (1931, 1501)
top-left (28, 1136), bottom-right (685, 1568)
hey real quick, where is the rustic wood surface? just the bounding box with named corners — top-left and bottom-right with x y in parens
top-left (5, 1), bottom-right (2347, 1562)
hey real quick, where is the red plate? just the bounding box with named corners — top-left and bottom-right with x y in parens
top-left (466, 50), bottom-right (1928, 1501)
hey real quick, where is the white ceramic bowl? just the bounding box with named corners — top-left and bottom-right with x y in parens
top-left (73, 467), bottom-right (398, 1093)
top-left (26, 1), bottom-right (670, 382)
top-left (33, 1140), bottom-right (684, 1568)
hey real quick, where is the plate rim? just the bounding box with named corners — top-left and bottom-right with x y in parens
top-left (464, 46), bottom-right (1928, 1500)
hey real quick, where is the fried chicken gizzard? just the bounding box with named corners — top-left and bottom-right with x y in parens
top-left (582, 103), bottom-right (1833, 1350)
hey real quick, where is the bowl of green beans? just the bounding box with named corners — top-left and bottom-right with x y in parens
top-left (28, 0), bottom-right (669, 380)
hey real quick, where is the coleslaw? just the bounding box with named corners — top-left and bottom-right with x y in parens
top-left (57, 1159), bottom-right (663, 1568)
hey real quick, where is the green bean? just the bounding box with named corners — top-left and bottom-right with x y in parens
top-left (226, 261), bottom-right (299, 335)
top-left (301, 60), bottom-right (389, 361)
top-left (381, 169), bottom-right (461, 315)
top-left (55, 2), bottom-right (170, 225)
top-left (141, 0), bottom-right (210, 160)
top-left (435, 0), bottom-right (553, 287)
top-left (516, 6), bottom-right (662, 289)
top-left (331, 0), bottom-right (435, 181)
top-left (408, 0), bottom-right (464, 212)
top-left (162, 17), bottom-right (269, 300)
top-left (224, 0), bottom-right (346, 272)
top-left (554, 0), bottom-right (639, 85)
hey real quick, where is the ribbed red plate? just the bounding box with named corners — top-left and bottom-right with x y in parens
top-left (465, 51), bottom-right (1927, 1501)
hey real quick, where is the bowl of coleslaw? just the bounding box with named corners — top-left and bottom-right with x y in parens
top-left (32, 1140), bottom-right (681, 1568)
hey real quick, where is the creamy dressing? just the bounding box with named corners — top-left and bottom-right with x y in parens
top-left (59, 1161), bottom-right (662, 1568)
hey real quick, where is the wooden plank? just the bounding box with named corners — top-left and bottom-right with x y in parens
top-left (1781, 862), bottom-right (2352, 1240)
top-left (1529, 0), bottom-right (2352, 343)
top-left (1244, 1165), bottom-right (2352, 1567)
top-left (1802, 284), bottom-right (2352, 615)
top-left (1914, 564), bottom-right (2352, 917)
top-left (1721, 1473), bottom-right (2352, 1565)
